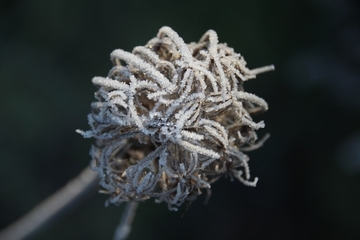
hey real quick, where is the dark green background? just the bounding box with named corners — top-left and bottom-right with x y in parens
top-left (1, 0), bottom-right (360, 239)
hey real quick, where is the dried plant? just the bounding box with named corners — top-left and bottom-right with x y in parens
top-left (77, 26), bottom-right (274, 211)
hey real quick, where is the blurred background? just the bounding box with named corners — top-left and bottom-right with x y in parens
top-left (1, 0), bottom-right (360, 239)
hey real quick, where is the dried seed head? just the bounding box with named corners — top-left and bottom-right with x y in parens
top-left (77, 26), bottom-right (273, 211)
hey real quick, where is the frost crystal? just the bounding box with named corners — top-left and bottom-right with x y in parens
top-left (77, 26), bottom-right (274, 211)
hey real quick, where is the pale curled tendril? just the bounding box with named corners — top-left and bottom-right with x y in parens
top-left (77, 26), bottom-right (274, 211)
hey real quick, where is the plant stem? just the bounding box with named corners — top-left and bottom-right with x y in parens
top-left (113, 201), bottom-right (139, 240)
top-left (0, 167), bottom-right (98, 240)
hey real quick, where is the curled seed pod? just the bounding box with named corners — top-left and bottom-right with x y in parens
top-left (77, 26), bottom-right (273, 211)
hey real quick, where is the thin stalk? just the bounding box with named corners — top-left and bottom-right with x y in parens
top-left (113, 201), bottom-right (139, 240)
top-left (0, 167), bottom-right (98, 240)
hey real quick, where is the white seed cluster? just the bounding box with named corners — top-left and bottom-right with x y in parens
top-left (77, 26), bottom-right (273, 211)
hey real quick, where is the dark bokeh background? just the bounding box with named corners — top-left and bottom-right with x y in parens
top-left (1, 0), bottom-right (360, 239)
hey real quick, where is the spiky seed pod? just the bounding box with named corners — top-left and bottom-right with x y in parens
top-left (77, 26), bottom-right (273, 211)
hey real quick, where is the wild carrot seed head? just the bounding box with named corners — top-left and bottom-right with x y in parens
top-left (77, 26), bottom-right (273, 211)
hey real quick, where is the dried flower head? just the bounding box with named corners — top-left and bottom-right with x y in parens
top-left (77, 26), bottom-right (273, 211)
